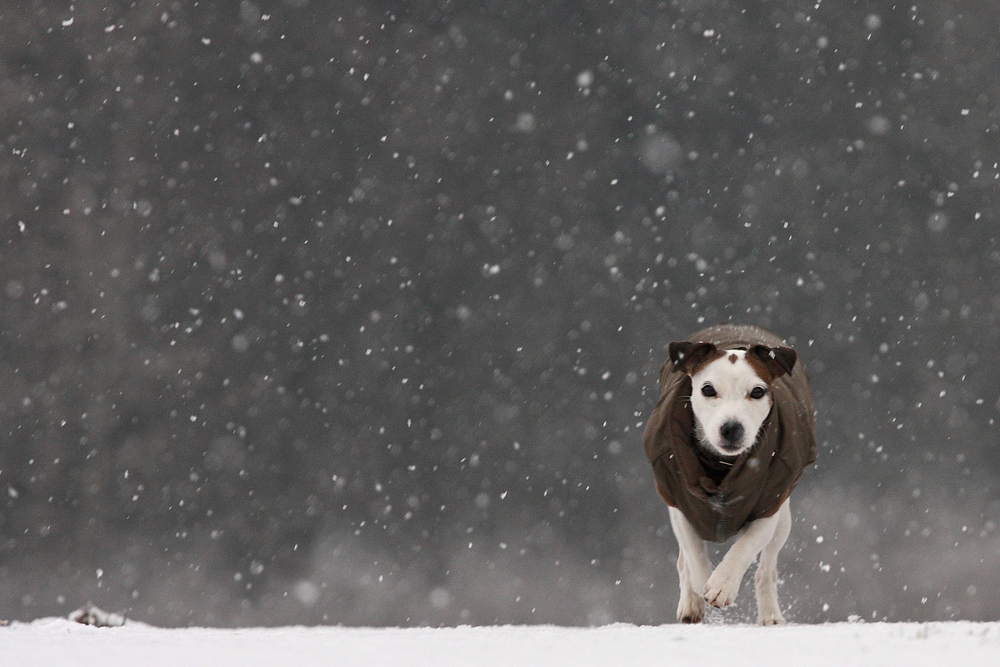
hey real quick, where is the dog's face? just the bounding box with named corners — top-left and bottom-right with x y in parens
top-left (669, 341), bottom-right (797, 457)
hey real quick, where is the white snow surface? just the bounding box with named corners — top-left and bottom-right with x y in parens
top-left (2, 618), bottom-right (998, 666)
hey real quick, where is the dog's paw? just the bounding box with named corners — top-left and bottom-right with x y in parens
top-left (758, 610), bottom-right (786, 626)
top-left (677, 590), bottom-right (706, 624)
top-left (703, 570), bottom-right (740, 609)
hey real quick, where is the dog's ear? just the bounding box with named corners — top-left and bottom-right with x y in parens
top-left (669, 341), bottom-right (719, 375)
top-left (748, 344), bottom-right (797, 381)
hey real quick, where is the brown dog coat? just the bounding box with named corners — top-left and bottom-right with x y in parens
top-left (642, 324), bottom-right (817, 542)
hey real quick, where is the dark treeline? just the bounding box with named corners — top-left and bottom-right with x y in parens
top-left (1, 1), bottom-right (998, 625)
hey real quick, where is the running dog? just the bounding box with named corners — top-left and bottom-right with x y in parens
top-left (643, 324), bottom-right (817, 625)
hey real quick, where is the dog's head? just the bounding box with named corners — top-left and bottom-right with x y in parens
top-left (669, 340), bottom-right (797, 457)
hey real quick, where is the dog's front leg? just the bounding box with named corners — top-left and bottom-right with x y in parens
top-left (754, 500), bottom-right (791, 625)
top-left (703, 501), bottom-right (786, 610)
top-left (668, 507), bottom-right (713, 623)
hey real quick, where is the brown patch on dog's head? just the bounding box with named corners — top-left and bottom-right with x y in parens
top-left (746, 344), bottom-right (797, 383)
top-left (728, 353), bottom-right (738, 364)
top-left (669, 341), bottom-right (725, 376)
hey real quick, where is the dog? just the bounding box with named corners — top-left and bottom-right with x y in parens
top-left (642, 324), bottom-right (817, 625)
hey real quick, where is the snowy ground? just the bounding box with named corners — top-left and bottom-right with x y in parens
top-left (1, 618), bottom-right (999, 666)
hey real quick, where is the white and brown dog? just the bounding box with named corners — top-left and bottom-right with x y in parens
top-left (643, 324), bottom-right (817, 625)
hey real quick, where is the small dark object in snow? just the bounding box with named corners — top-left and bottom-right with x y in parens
top-left (70, 604), bottom-right (126, 627)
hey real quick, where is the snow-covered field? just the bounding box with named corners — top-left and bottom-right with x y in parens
top-left (1, 618), bottom-right (998, 666)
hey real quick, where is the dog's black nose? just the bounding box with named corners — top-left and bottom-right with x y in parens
top-left (720, 421), bottom-right (744, 445)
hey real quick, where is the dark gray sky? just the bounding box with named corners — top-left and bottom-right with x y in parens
top-left (1, 0), bottom-right (998, 626)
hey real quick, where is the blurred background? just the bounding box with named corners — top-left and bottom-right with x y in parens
top-left (1, 0), bottom-right (998, 626)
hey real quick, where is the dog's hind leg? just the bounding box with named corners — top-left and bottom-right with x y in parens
top-left (669, 507), bottom-right (713, 623)
top-left (754, 500), bottom-right (791, 625)
top-left (675, 549), bottom-right (708, 624)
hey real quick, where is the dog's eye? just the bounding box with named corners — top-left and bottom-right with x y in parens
top-left (749, 386), bottom-right (767, 400)
top-left (701, 384), bottom-right (717, 397)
